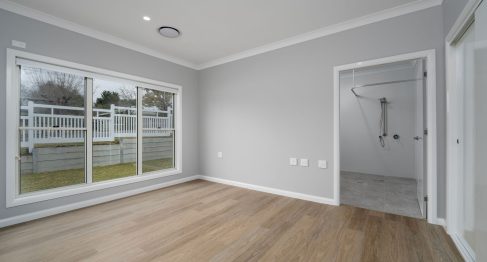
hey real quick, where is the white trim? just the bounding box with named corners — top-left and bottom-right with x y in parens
top-left (333, 49), bottom-right (439, 224)
top-left (0, 175), bottom-right (200, 228)
top-left (11, 50), bottom-right (182, 92)
top-left (9, 170), bottom-right (183, 207)
top-left (5, 48), bottom-right (183, 207)
top-left (137, 88), bottom-right (144, 175)
top-left (445, 1), bottom-right (482, 260)
top-left (196, 0), bottom-right (443, 69)
top-left (437, 218), bottom-right (447, 228)
top-left (174, 92), bottom-right (183, 172)
top-left (0, 0), bottom-right (197, 69)
top-left (85, 78), bottom-right (93, 184)
top-left (450, 233), bottom-right (476, 262)
top-left (333, 66), bottom-right (341, 205)
top-left (199, 176), bottom-right (337, 206)
top-left (446, 42), bottom-right (459, 236)
top-left (5, 49), bottom-right (19, 210)
top-left (0, 0), bottom-right (442, 70)
top-left (445, 0), bottom-right (483, 44)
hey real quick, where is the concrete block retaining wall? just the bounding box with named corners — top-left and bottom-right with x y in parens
top-left (20, 137), bottom-right (173, 175)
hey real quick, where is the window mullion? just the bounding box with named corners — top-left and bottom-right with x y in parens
top-left (137, 87), bottom-right (143, 175)
top-left (85, 77), bottom-right (93, 184)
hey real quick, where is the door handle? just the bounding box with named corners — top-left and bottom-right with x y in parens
top-left (414, 136), bottom-right (423, 141)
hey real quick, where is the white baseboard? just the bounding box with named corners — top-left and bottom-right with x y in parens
top-left (199, 175), bottom-right (338, 206)
top-left (436, 218), bottom-right (446, 228)
top-left (0, 175), bottom-right (200, 228)
top-left (450, 233), bottom-right (476, 262)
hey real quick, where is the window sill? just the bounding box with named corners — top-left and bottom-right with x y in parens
top-left (7, 168), bottom-right (182, 208)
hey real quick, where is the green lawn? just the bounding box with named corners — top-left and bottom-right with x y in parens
top-left (20, 158), bottom-right (173, 194)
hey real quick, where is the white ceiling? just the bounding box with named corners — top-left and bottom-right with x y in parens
top-left (4, 0), bottom-right (438, 68)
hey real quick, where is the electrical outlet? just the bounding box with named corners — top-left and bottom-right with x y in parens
top-left (289, 158), bottom-right (298, 166)
top-left (318, 160), bottom-right (327, 169)
top-left (217, 152), bottom-right (223, 158)
top-left (300, 159), bottom-right (309, 167)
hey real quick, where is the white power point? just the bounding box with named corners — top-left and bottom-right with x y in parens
top-left (289, 158), bottom-right (298, 166)
top-left (300, 159), bottom-right (309, 167)
top-left (318, 160), bottom-right (327, 169)
top-left (217, 152), bottom-right (223, 158)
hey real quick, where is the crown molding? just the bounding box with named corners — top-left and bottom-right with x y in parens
top-left (445, 0), bottom-right (481, 44)
top-left (196, 0), bottom-right (443, 70)
top-left (0, 0), bottom-right (198, 69)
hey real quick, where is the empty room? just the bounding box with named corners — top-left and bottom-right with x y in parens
top-left (0, 0), bottom-right (485, 261)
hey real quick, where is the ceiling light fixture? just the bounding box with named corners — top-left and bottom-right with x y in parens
top-left (143, 16), bottom-right (151, 21)
top-left (158, 26), bottom-right (181, 38)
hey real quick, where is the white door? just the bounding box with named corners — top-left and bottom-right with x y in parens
top-left (414, 60), bottom-right (426, 217)
top-left (453, 1), bottom-right (487, 260)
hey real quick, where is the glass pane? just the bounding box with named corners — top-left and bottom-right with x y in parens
top-left (19, 66), bottom-right (86, 193)
top-left (142, 88), bottom-right (175, 173)
top-left (92, 79), bottom-right (137, 182)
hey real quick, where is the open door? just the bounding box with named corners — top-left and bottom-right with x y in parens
top-left (414, 60), bottom-right (426, 217)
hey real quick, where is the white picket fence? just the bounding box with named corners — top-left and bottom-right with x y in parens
top-left (20, 101), bottom-right (173, 152)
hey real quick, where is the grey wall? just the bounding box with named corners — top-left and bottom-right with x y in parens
top-left (443, 0), bottom-right (470, 36)
top-left (0, 9), bottom-right (199, 220)
top-left (340, 66), bottom-right (417, 178)
top-left (199, 6), bottom-right (447, 217)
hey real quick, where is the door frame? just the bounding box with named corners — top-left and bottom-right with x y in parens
top-left (445, 0), bottom-right (483, 261)
top-left (333, 49), bottom-right (438, 224)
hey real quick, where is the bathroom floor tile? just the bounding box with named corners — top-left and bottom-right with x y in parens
top-left (340, 172), bottom-right (423, 219)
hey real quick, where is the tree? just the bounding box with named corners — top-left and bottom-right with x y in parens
top-left (23, 68), bottom-right (84, 107)
top-left (118, 86), bottom-right (137, 107)
top-left (142, 89), bottom-right (173, 111)
top-left (95, 91), bottom-right (120, 109)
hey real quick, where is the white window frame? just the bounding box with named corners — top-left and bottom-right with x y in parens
top-left (5, 49), bottom-right (183, 207)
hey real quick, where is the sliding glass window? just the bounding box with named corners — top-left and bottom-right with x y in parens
top-left (10, 54), bottom-right (181, 201)
top-left (141, 88), bottom-right (175, 173)
top-left (92, 79), bottom-right (138, 182)
top-left (18, 66), bottom-right (87, 194)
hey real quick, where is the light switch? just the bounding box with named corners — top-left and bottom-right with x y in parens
top-left (300, 159), bottom-right (309, 167)
top-left (217, 152), bottom-right (223, 158)
top-left (289, 158), bottom-right (298, 166)
top-left (318, 160), bottom-right (327, 169)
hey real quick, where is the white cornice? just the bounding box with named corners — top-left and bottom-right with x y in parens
top-left (196, 0), bottom-right (443, 70)
top-left (445, 0), bottom-right (481, 44)
top-left (0, 0), bottom-right (198, 69)
top-left (0, 0), bottom-right (443, 71)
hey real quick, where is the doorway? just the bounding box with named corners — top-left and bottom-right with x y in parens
top-left (333, 50), bottom-right (437, 223)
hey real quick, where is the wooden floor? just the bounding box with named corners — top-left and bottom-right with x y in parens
top-left (0, 180), bottom-right (462, 262)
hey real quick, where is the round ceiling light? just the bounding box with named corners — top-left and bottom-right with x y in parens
top-left (158, 26), bottom-right (180, 38)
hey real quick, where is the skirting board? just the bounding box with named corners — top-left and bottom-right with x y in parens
top-left (437, 218), bottom-right (446, 228)
top-left (450, 233), bottom-right (476, 262)
top-left (199, 175), bottom-right (337, 206)
top-left (0, 175), bottom-right (200, 228)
